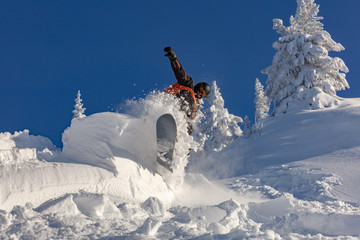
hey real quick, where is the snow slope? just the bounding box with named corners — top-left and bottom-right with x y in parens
top-left (0, 95), bottom-right (360, 239)
top-left (191, 97), bottom-right (360, 180)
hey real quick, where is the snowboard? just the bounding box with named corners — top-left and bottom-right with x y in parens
top-left (156, 114), bottom-right (177, 172)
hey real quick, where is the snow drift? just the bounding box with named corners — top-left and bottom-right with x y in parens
top-left (0, 93), bottom-right (194, 212)
top-left (62, 112), bottom-right (158, 174)
top-left (62, 92), bottom-right (194, 185)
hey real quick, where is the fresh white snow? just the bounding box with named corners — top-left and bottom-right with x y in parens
top-left (1, 92), bottom-right (360, 239)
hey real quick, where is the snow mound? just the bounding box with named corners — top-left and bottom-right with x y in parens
top-left (0, 148), bottom-right (36, 165)
top-left (0, 130), bottom-right (58, 166)
top-left (0, 123), bottom-right (175, 211)
top-left (0, 130), bottom-right (57, 151)
top-left (0, 156), bottom-right (174, 211)
top-left (62, 92), bottom-right (193, 186)
top-left (1, 92), bottom-right (192, 211)
top-left (62, 112), bottom-right (156, 174)
top-left (1, 191), bottom-right (359, 239)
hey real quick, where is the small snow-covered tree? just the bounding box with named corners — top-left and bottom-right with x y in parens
top-left (254, 78), bottom-right (269, 134)
top-left (262, 0), bottom-right (349, 114)
top-left (72, 90), bottom-right (86, 119)
top-left (242, 115), bottom-right (252, 137)
top-left (199, 81), bottom-right (243, 152)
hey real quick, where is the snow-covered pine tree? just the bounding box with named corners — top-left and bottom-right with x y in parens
top-left (262, 0), bottom-right (349, 114)
top-left (254, 78), bottom-right (269, 134)
top-left (255, 78), bottom-right (269, 122)
top-left (242, 115), bottom-right (252, 137)
top-left (72, 90), bottom-right (86, 119)
top-left (199, 81), bottom-right (243, 152)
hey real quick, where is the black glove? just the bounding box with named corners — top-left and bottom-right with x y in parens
top-left (164, 46), bottom-right (176, 60)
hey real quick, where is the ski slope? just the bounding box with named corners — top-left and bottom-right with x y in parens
top-left (0, 94), bottom-right (360, 239)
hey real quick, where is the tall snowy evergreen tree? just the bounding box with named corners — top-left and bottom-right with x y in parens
top-left (262, 0), bottom-right (349, 114)
top-left (254, 78), bottom-right (269, 134)
top-left (72, 90), bottom-right (86, 119)
top-left (199, 81), bottom-right (243, 152)
top-left (254, 78), bottom-right (269, 122)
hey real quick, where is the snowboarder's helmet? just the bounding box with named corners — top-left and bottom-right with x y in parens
top-left (194, 82), bottom-right (211, 98)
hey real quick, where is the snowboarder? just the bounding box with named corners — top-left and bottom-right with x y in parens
top-left (164, 46), bottom-right (211, 134)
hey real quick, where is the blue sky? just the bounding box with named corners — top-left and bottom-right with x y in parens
top-left (1, 0), bottom-right (359, 147)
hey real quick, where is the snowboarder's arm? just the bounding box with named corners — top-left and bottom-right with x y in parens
top-left (164, 47), bottom-right (194, 89)
top-left (170, 58), bottom-right (194, 89)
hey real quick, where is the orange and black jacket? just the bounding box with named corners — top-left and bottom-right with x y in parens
top-left (165, 58), bottom-right (198, 119)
